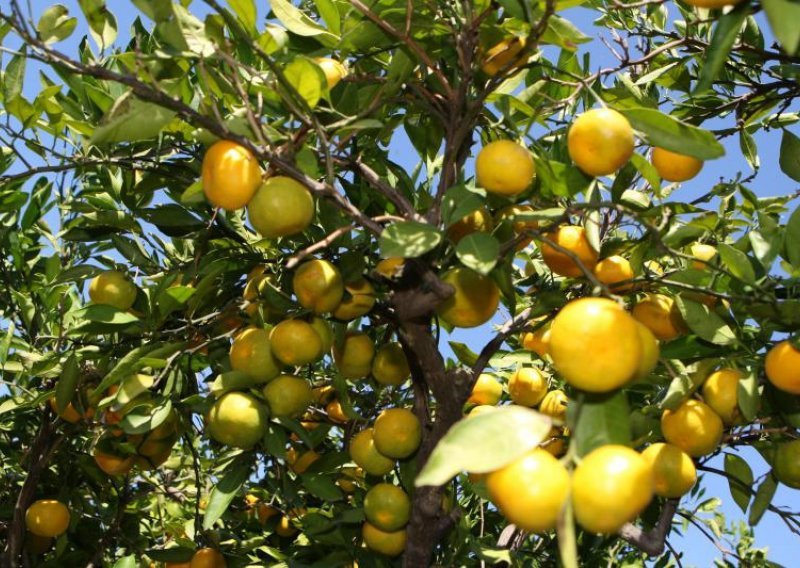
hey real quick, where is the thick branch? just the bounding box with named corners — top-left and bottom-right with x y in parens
top-left (618, 500), bottom-right (677, 556)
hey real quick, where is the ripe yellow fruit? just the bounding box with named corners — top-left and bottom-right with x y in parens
top-left (487, 448), bottom-right (570, 532)
top-left (447, 207), bottom-right (493, 244)
top-left (333, 279), bottom-right (376, 321)
top-left (689, 243), bottom-right (717, 270)
top-left (651, 147), bottom-right (703, 182)
top-left (572, 445), bottom-right (654, 534)
top-left (248, 176), bottom-right (314, 238)
top-left (765, 341), bottom-right (800, 394)
top-left (229, 327), bottom-right (281, 383)
top-left (49, 397), bottom-right (93, 424)
top-left (507, 367), bottom-right (547, 407)
top-left (206, 391), bottom-right (268, 449)
top-left (373, 408), bottom-right (422, 459)
top-left (362, 522), bottom-right (407, 557)
top-left (269, 319), bottom-right (324, 366)
top-left (520, 322), bottom-right (551, 358)
top-left (290, 449), bottom-right (320, 474)
top-left (436, 268), bottom-right (500, 328)
top-left (309, 316), bottom-right (334, 354)
top-left (334, 332), bottom-right (375, 379)
top-left (375, 257), bottom-right (405, 279)
top-left (468, 404), bottom-right (498, 418)
top-left (372, 342), bottom-right (410, 386)
top-left (275, 515), bottom-right (299, 537)
top-left (773, 439), bottom-right (800, 489)
top-left (641, 443), bottom-right (697, 498)
top-left (661, 399), bottom-right (723, 457)
top-left (326, 399), bottom-right (349, 424)
top-left (496, 204), bottom-right (538, 250)
top-left (567, 108), bottom-right (634, 177)
top-left (25, 500), bottom-right (70, 537)
top-left (541, 427), bottom-right (567, 458)
top-left (539, 389), bottom-right (568, 421)
top-left (89, 270), bottom-right (137, 311)
top-left (350, 428), bottom-right (395, 476)
top-left (364, 483), bottom-right (411, 531)
top-left (475, 140), bottom-right (536, 196)
top-left (549, 298), bottom-right (642, 392)
top-left (594, 255), bottom-right (635, 291)
top-left (631, 294), bottom-right (685, 341)
top-left (190, 547), bottom-right (226, 568)
top-left (262, 374), bottom-right (312, 418)
top-left (634, 321), bottom-right (660, 380)
top-left (256, 503), bottom-right (280, 525)
top-left (201, 140), bottom-right (262, 211)
top-left (540, 225), bottom-right (599, 278)
top-left (315, 57), bottom-right (347, 89)
top-left (293, 259), bottom-right (344, 314)
top-left (481, 37), bottom-right (526, 76)
top-left (93, 447), bottom-right (134, 477)
top-left (684, 0), bottom-right (743, 9)
top-left (467, 374), bottom-right (503, 406)
top-left (702, 368), bottom-right (743, 426)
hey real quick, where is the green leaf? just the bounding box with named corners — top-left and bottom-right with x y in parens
top-left (74, 304), bottom-right (140, 326)
top-left (137, 206), bottom-right (204, 236)
top-left (748, 473), bottom-right (778, 526)
top-left (314, 0), bottom-right (341, 36)
top-left (695, 5), bottom-right (748, 93)
top-left (533, 158), bottom-right (593, 198)
top-left (569, 391), bottom-right (632, 458)
top-left (91, 91), bottom-right (177, 144)
top-left (660, 359), bottom-right (716, 410)
top-left (618, 108), bottom-right (725, 160)
top-left (270, 0), bottom-right (338, 42)
top-left (737, 369), bottom-right (759, 422)
top-left (717, 243), bottom-right (756, 284)
top-left (115, 373), bottom-right (155, 406)
top-left (302, 473), bottom-right (344, 501)
top-left (92, 342), bottom-right (182, 398)
top-left (456, 233), bottom-right (500, 275)
top-left (3, 48), bottom-right (26, 104)
top-left (130, 0), bottom-right (174, 22)
top-left (740, 130), bottom-right (759, 170)
top-left (541, 15), bottom-right (591, 51)
top-left (762, 0), bottom-right (800, 56)
top-left (675, 298), bottom-right (736, 346)
top-left (557, 498), bottom-right (579, 568)
top-left (416, 406), bottom-right (551, 486)
top-left (37, 5), bottom-right (78, 44)
top-left (77, 0), bottom-right (118, 48)
top-left (120, 399), bottom-right (172, 434)
top-left (379, 221), bottom-right (443, 259)
top-left (448, 342), bottom-right (479, 367)
top-left (441, 184), bottom-right (485, 228)
top-left (112, 556), bottom-right (136, 568)
top-left (724, 453), bottom-right (754, 514)
top-left (779, 130), bottom-right (800, 182)
top-left (203, 458), bottom-right (252, 529)
top-left (785, 204), bottom-right (800, 267)
top-left (0, 322), bottom-right (14, 368)
top-left (55, 354), bottom-right (80, 414)
top-left (283, 57), bottom-right (326, 109)
top-left (228, 0), bottom-right (257, 33)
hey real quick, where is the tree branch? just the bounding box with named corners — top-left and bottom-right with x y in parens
top-left (618, 500), bottom-right (677, 556)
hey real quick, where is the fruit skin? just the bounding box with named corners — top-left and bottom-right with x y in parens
top-left (314, 57), bottom-right (347, 89)
top-left (93, 447), bottom-right (135, 476)
top-left (293, 259), bottom-right (344, 314)
top-left (661, 399), bottom-right (723, 457)
top-left (447, 207), bottom-right (493, 244)
top-left (333, 279), bottom-right (376, 321)
top-left (262, 374), bottom-right (312, 418)
top-left (275, 515), bottom-right (299, 537)
top-left (507, 367), bottom-right (547, 407)
top-left (475, 140), bottom-right (536, 196)
top-left (290, 449), bottom-right (320, 474)
top-left (326, 399), bottom-right (349, 424)
top-left (540, 225), bottom-right (599, 278)
top-left (702, 368), bottom-right (743, 426)
top-left (520, 323), bottom-right (550, 358)
top-left (641, 443), bottom-right (697, 498)
top-left (364, 483), bottom-right (411, 531)
top-left (594, 255), bottom-right (634, 291)
top-left (549, 298), bottom-right (643, 393)
top-left (651, 147), bottom-right (703, 182)
top-left (89, 270), bottom-right (137, 311)
top-left (309, 317), bottom-right (334, 354)
top-left (269, 319), bottom-right (323, 366)
top-left (362, 522), bottom-right (407, 557)
top-left (350, 428), bottom-right (395, 476)
top-left (773, 439), bottom-right (800, 489)
top-left (765, 341), bottom-right (800, 395)
top-left (248, 176), bottom-right (314, 238)
top-left (372, 342), bottom-right (411, 386)
top-left (468, 374), bottom-right (503, 406)
top-left (229, 327), bottom-right (281, 383)
top-left (25, 500), bottom-right (71, 537)
top-left (539, 389), bottom-right (568, 420)
top-left (690, 242), bottom-right (717, 270)
top-left (436, 268), bottom-right (500, 328)
top-left (632, 294), bottom-right (685, 341)
top-left (206, 391), bottom-right (268, 449)
top-left (571, 445), bottom-right (654, 534)
top-left (481, 37), bottom-right (526, 76)
top-left (567, 108), bottom-right (634, 177)
top-left (201, 140), bottom-right (262, 211)
top-left (190, 547), bottom-right (226, 568)
top-left (487, 448), bottom-right (570, 532)
top-left (375, 257), bottom-right (405, 279)
top-left (634, 322), bottom-right (660, 380)
top-left (333, 332), bottom-right (375, 379)
top-left (496, 204), bottom-right (538, 250)
top-left (373, 408), bottom-right (422, 459)
top-left (49, 397), bottom-right (93, 424)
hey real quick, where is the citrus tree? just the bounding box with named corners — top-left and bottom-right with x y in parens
top-left (1, 0), bottom-right (800, 566)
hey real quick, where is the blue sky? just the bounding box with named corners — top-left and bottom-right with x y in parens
top-left (4, 1), bottom-right (800, 565)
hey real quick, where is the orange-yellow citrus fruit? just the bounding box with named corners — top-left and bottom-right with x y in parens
top-left (206, 391), bottom-right (268, 449)
top-left (702, 368), bottom-right (743, 426)
top-left (475, 140), bottom-right (536, 196)
top-left (25, 500), bottom-right (70, 537)
top-left (229, 327), bottom-right (281, 383)
top-left (652, 147), bottom-right (703, 182)
top-left (496, 204), bottom-right (538, 249)
top-left (594, 255), bottom-right (635, 291)
top-left (467, 373), bottom-right (503, 406)
top-left (539, 389), bottom-right (568, 421)
top-left (568, 108), bottom-right (634, 177)
top-left (521, 322), bottom-right (551, 358)
top-left (436, 268), bottom-right (500, 328)
top-left (326, 399), bottom-right (349, 424)
top-left (508, 367), bottom-right (547, 407)
top-left (333, 332), bottom-right (375, 379)
top-left (540, 225), bottom-right (599, 278)
top-left (93, 447), bottom-right (135, 477)
top-left (350, 428), bottom-right (395, 476)
top-left (248, 176), bottom-right (314, 238)
top-left (661, 399), bottom-right (723, 457)
top-left (262, 374), bottom-right (312, 418)
top-left (364, 483), bottom-right (411, 531)
top-left (447, 207), bottom-right (493, 244)
top-left (634, 321), bottom-right (660, 380)
top-left (309, 316), bottom-right (334, 354)
top-left (481, 37), bottom-right (526, 76)
top-left (689, 242), bottom-right (717, 270)
top-left (631, 294), bottom-right (685, 341)
top-left (362, 522), bottom-right (407, 556)
top-left (269, 319), bottom-right (324, 366)
top-left (765, 341), bottom-right (800, 395)
top-left (375, 257), bottom-right (405, 279)
top-left (89, 270), bottom-right (137, 311)
top-left (372, 342), bottom-right (411, 386)
top-left (641, 442), bottom-right (697, 498)
top-left (201, 140), bottom-right (262, 211)
top-left (333, 279), bottom-right (376, 321)
top-left (293, 259), bottom-right (344, 314)
top-left (315, 57), bottom-right (347, 89)
top-left (373, 408), bottom-right (422, 459)
top-left (190, 547), bottom-right (226, 568)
